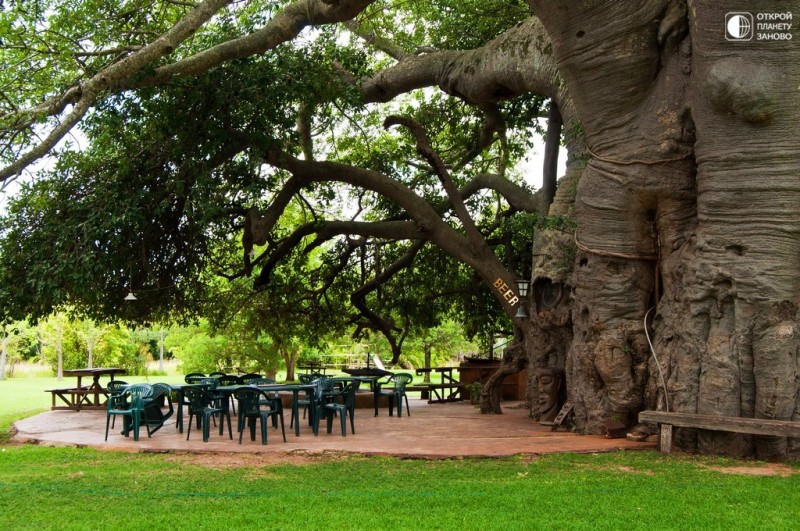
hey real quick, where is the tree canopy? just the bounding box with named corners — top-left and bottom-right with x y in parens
top-left (0, 0), bottom-right (547, 361)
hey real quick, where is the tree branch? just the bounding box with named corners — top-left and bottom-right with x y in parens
top-left (1, 0), bottom-right (236, 182)
top-left (254, 219), bottom-right (423, 287)
top-left (350, 240), bottom-right (425, 364)
top-left (362, 17), bottom-right (564, 106)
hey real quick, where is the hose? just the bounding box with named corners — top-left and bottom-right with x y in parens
top-left (644, 307), bottom-right (669, 412)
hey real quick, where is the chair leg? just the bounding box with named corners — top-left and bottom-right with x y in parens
top-left (388, 396), bottom-right (395, 417)
top-left (404, 395), bottom-right (411, 417)
top-left (349, 408), bottom-right (356, 435)
top-left (312, 409), bottom-right (319, 436)
top-left (105, 414), bottom-right (112, 441)
top-left (279, 413), bottom-right (286, 442)
top-left (260, 417), bottom-right (268, 445)
top-left (202, 413), bottom-right (211, 442)
top-left (131, 413), bottom-right (141, 442)
top-left (186, 413), bottom-right (194, 440)
top-left (340, 409), bottom-right (347, 436)
top-left (326, 411), bottom-right (334, 434)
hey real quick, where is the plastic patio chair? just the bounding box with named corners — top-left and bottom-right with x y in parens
top-left (314, 379), bottom-right (360, 436)
top-left (140, 383), bottom-right (174, 436)
top-left (216, 374), bottom-right (242, 415)
top-left (250, 378), bottom-right (281, 425)
top-left (373, 373), bottom-right (413, 417)
top-left (106, 380), bottom-right (129, 429)
top-left (105, 383), bottom-right (153, 441)
top-left (182, 385), bottom-right (232, 442)
top-left (342, 379), bottom-right (362, 434)
top-left (233, 387), bottom-right (286, 445)
top-left (293, 374), bottom-right (324, 428)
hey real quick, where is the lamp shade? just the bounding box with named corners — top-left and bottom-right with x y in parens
top-left (124, 291), bottom-right (137, 301)
top-left (516, 279), bottom-right (530, 298)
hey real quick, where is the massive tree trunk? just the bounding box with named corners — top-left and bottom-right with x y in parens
top-left (529, 0), bottom-right (800, 458)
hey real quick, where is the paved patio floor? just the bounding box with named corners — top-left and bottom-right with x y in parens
top-left (12, 398), bottom-right (655, 458)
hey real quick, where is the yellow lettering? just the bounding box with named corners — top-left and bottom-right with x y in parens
top-left (493, 278), bottom-right (504, 288)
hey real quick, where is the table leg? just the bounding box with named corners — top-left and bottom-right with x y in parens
top-left (175, 388), bottom-right (184, 433)
top-left (293, 390), bottom-right (300, 436)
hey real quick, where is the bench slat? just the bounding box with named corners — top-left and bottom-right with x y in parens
top-left (639, 410), bottom-right (800, 438)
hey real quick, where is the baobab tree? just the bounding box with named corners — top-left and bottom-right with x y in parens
top-left (0, 0), bottom-right (797, 459)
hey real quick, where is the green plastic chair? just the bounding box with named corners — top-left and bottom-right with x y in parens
top-left (250, 378), bottom-right (281, 424)
top-left (106, 380), bottom-right (129, 429)
top-left (314, 379), bottom-right (361, 436)
top-left (183, 386), bottom-right (232, 442)
top-left (374, 373), bottom-right (413, 417)
top-left (105, 383), bottom-right (153, 441)
top-left (216, 374), bottom-right (242, 414)
top-left (342, 379), bottom-right (362, 434)
top-left (233, 387), bottom-right (286, 445)
top-left (293, 374), bottom-right (322, 428)
top-left (141, 383), bottom-right (174, 436)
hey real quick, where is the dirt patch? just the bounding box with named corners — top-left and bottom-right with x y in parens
top-left (163, 450), bottom-right (360, 469)
top-left (699, 463), bottom-right (797, 477)
top-left (617, 465), bottom-right (654, 475)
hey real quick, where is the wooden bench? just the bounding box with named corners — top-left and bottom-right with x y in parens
top-left (638, 410), bottom-right (800, 453)
top-left (46, 387), bottom-right (110, 411)
top-left (407, 383), bottom-right (465, 403)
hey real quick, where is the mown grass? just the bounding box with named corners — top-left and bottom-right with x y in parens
top-left (2, 377), bottom-right (800, 529)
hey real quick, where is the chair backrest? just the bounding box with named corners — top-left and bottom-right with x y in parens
top-left (106, 380), bottom-right (129, 394)
top-left (343, 380), bottom-right (362, 407)
top-left (313, 377), bottom-right (335, 401)
top-left (232, 387), bottom-right (262, 416)
top-left (151, 383), bottom-right (173, 403)
top-left (198, 377), bottom-right (220, 390)
top-left (184, 373), bottom-right (206, 384)
top-left (239, 373), bottom-right (263, 384)
top-left (250, 377), bottom-right (276, 386)
top-left (218, 374), bottom-right (242, 386)
top-left (126, 383), bottom-right (154, 396)
top-left (182, 386), bottom-right (215, 410)
top-left (208, 371), bottom-right (226, 378)
top-left (126, 383), bottom-right (154, 409)
top-left (391, 373), bottom-right (414, 391)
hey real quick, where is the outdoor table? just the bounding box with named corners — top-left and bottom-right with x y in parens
top-left (46, 367), bottom-right (127, 411)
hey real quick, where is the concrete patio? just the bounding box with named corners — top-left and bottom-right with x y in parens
top-left (12, 398), bottom-right (656, 458)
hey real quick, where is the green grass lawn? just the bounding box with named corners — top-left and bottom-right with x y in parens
top-left (2, 376), bottom-right (799, 529)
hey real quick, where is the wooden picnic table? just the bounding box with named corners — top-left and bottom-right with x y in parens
top-left (413, 367), bottom-right (464, 403)
top-left (46, 367), bottom-right (127, 411)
